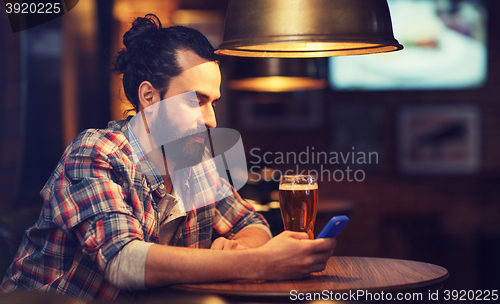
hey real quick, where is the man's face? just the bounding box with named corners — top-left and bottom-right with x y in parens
top-left (158, 49), bottom-right (221, 169)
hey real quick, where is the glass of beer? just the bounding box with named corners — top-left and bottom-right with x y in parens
top-left (279, 175), bottom-right (318, 239)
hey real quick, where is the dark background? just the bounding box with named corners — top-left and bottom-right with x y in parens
top-left (0, 0), bottom-right (499, 300)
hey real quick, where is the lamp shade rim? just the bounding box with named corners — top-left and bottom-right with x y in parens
top-left (218, 36), bottom-right (403, 50)
top-left (216, 41), bottom-right (403, 58)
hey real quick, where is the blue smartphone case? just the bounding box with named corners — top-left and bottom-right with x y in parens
top-left (316, 215), bottom-right (349, 239)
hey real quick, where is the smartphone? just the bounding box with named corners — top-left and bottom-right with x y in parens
top-left (316, 215), bottom-right (349, 239)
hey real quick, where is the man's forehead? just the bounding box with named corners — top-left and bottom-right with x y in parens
top-left (170, 49), bottom-right (221, 100)
top-left (176, 49), bottom-right (217, 71)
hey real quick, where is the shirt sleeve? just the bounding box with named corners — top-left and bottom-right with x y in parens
top-left (43, 130), bottom-right (147, 273)
top-left (104, 240), bottom-right (152, 290)
top-left (240, 224), bottom-right (273, 239)
top-left (212, 178), bottom-right (270, 240)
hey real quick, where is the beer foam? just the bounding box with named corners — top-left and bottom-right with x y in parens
top-left (279, 183), bottom-right (318, 190)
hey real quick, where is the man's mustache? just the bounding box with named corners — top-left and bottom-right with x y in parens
top-left (183, 128), bottom-right (209, 138)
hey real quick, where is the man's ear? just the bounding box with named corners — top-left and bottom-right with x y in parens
top-left (138, 81), bottom-right (161, 110)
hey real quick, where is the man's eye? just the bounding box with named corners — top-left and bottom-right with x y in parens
top-left (189, 99), bottom-right (200, 106)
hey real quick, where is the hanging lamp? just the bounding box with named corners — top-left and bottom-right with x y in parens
top-left (228, 58), bottom-right (327, 92)
top-left (215, 0), bottom-right (403, 58)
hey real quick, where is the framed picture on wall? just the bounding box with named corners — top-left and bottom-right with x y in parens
top-left (397, 104), bottom-right (481, 175)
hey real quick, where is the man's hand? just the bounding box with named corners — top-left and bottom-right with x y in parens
top-left (252, 231), bottom-right (336, 281)
top-left (145, 230), bottom-right (336, 287)
top-left (210, 225), bottom-right (272, 250)
top-left (210, 237), bottom-right (246, 250)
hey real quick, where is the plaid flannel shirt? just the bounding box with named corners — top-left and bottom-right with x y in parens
top-left (0, 119), bottom-right (268, 301)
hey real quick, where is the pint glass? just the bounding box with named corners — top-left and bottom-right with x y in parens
top-left (279, 175), bottom-right (318, 239)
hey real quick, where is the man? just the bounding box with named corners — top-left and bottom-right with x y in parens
top-left (1, 15), bottom-right (336, 301)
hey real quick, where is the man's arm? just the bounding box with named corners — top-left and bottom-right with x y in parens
top-left (144, 231), bottom-right (336, 287)
top-left (211, 180), bottom-right (272, 249)
top-left (211, 226), bottom-right (271, 250)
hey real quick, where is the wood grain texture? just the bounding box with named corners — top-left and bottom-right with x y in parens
top-left (172, 256), bottom-right (449, 297)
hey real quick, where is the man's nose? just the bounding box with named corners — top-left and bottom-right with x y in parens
top-left (200, 103), bottom-right (217, 129)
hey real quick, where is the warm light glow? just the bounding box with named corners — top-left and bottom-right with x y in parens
top-left (216, 44), bottom-right (400, 58)
top-left (229, 76), bottom-right (327, 92)
top-left (112, 0), bottom-right (177, 23)
top-left (172, 10), bottom-right (223, 25)
top-left (238, 42), bottom-right (384, 52)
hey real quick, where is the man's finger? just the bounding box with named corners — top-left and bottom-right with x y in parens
top-left (210, 242), bottom-right (223, 250)
top-left (210, 237), bottom-right (228, 250)
top-left (224, 240), bottom-right (237, 250)
top-left (311, 237), bottom-right (337, 252)
top-left (287, 231), bottom-right (310, 240)
top-left (311, 250), bottom-right (334, 263)
top-left (309, 260), bottom-right (330, 273)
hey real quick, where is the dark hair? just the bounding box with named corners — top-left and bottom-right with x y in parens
top-left (113, 14), bottom-right (218, 112)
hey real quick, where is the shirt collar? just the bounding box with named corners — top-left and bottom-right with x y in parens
top-left (121, 116), bottom-right (165, 193)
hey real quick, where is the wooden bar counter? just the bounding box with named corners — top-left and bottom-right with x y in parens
top-left (170, 256), bottom-right (449, 302)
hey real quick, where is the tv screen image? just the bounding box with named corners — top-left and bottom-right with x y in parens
top-left (329, 0), bottom-right (488, 91)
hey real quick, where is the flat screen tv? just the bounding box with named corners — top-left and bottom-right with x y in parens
top-left (329, 0), bottom-right (488, 91)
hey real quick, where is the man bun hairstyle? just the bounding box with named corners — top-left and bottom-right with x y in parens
top-left (113, 14), bottom-right (218, 113)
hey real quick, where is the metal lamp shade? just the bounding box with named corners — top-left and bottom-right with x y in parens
top-left (215, 0), bottom-right (403, 58)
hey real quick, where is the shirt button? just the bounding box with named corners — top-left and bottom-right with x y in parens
top-left (159, 184), bottom-right (165, 189)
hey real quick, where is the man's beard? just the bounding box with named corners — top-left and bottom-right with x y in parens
top-left (161, 132), bottom-right (206, 170)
